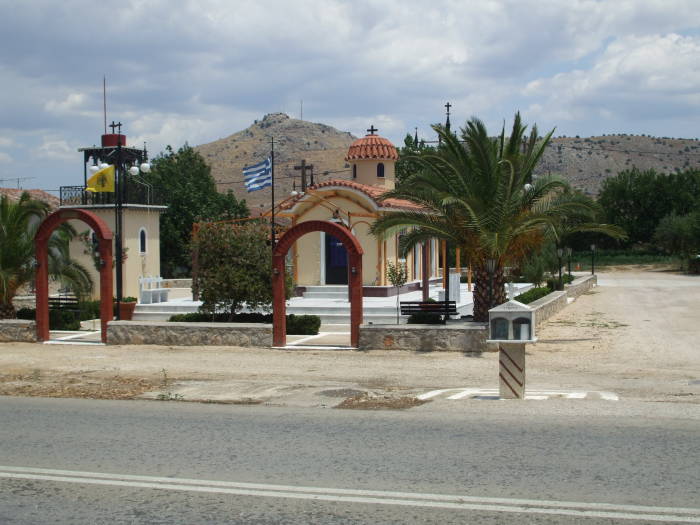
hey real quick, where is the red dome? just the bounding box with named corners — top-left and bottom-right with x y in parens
top-left (345, 133), bottom-right (398, 161)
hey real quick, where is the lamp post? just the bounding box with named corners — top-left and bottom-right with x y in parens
top-left (590, 244), bottom-right (596, 275)
top-left (86, 124), bottom-right (150, 319)
top-left (557, 248), bottom-right (564, 290)
top-left (566, 247), bottom-right (572, 279)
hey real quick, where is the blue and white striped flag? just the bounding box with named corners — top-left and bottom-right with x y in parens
top-left (243, 157), bottom-right (272, 192)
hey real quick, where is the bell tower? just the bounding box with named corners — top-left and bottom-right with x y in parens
top-left (345, 126), bottom-right (398, 190)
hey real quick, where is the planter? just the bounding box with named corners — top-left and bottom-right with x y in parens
top-left (117, 301), bottom-right (137, 321)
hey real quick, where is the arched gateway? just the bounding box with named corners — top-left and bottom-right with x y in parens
top-left (273, 220), bottom-right (363, 347)
top-left (35, 209), bottom-right (114, 343)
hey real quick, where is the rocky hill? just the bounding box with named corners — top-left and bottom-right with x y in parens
top-left (535, 134), bottom-right (700, 195)
top-left (194, 113), bottom-right (356, 209)
top-left (195, 115), bottom-right (700, 208)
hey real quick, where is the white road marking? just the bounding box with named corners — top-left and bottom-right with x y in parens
top-left (286, 332), bottom-right (350, 346)
top-left (52, 331), bottom-right (101, 341)
top-left (0, 466), bottom-right (697, 522)
top-left (421, 388), bottom-right (619, 401)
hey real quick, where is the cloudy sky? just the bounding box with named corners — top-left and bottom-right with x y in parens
top-left (1, 0), bottom-right (699, 193)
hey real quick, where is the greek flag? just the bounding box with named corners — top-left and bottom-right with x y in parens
top-left (243, 157), bottom-right (272, 192)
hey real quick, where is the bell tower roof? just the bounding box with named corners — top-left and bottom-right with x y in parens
top-left (345, 127), bottom-right (398, 162)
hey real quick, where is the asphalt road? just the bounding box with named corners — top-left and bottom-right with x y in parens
top-left (0, 396), bottom-right (698, 524)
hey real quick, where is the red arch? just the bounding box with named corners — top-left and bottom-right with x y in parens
top-left (272, 220), bottom-right (363, 347)
top-left (34, 209), bottom-right (114, 343)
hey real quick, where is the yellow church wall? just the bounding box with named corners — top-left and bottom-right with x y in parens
top-left (65, 205), bottom-right (165, 300)
top-left (293, 192), bottom-right (382, 286)
top-left (352, 159), bottom-right (395, 190)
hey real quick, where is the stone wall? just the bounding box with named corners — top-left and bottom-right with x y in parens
top-left (108, 321), bottom-right (272, 347)
top-left (358, 323), bottom-right (493, 353)
top-left (528, 291), bottom-right (568, 327)
top-left (565, 274), bottom-right (597, 299)
top-left (0, 320), bottom-right (37, 342)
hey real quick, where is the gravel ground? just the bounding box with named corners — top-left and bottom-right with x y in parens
top-left (0, 268), bottom-right (698, 407)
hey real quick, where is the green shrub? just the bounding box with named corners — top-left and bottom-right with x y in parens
top-left (168, 311), bottom-right (321, 335)
top-left (407, 312), bottom-right (444, 324)
top-left (16, 307), bottom-right (35, 320)
top-left (286, 314), bottom-right (321, 335)
top-left (688, 257), bottom-right (700, 274)
top-left (15, 305), bottom-right (90, 329)
top-left (514, 286), bottom-right (552, 304)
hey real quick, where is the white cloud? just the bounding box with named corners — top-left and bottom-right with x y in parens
top-left (45, 92), bottom-right (87, 115)
top-left (0, 152), bottom-right (12, 163)
top-left (37, 137), bottom-right (75, 162)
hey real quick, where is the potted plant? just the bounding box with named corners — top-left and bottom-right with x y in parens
top-left (115, 296), bottom-right (138, 321)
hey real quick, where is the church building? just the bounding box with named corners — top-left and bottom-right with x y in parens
top-left (277, 128), bottom-right (440, 295)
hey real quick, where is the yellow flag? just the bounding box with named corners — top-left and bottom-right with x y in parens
top-left (86, 165), bottom-right (115, 193)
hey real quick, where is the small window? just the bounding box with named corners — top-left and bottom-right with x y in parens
top-left (377, 163), bottom-right (385, 178)
top-left (513, 317), bottom-right (531, 340)
top-left (491, 318), bottom-right (509, 340)
top-left (139, 228), bottom-right (147, 254)
top-left (352, 164), bottom-right (357, 179)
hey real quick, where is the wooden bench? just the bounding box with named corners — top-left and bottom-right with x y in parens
top-left (138, 277), bottom-right (170, 304)
top-left (48, 296), bottom-right (80, 312)
top-left (400, 301), bottom-right (457, 317)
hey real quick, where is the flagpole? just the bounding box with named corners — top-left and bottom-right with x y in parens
top-left (270, 136), bottom-right (275, 250)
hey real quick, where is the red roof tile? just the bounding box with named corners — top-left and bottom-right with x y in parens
top-left (345, 134), bottom-right (398, 161)
top-left (0, 188), bottom-right (59, 209)
top-left (279, 179), bottom-right (423, 211)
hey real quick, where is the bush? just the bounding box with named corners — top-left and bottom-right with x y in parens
top-left (168, 311), bottom-right (321, 335)
top-left (514, 286), bottom-right (552, 304)
top-left (688, 257), bottom-right (700, 274)
top-left (15, 302), bottom-right (98, 330)
top-left (407, 312), bottom-right (444, 324)
top-left (286, 314), bottom-right (321, 335)
top-left (16, 307), bottom-right (35, 320)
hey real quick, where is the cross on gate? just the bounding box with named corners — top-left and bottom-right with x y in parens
top-left (109, 121), bottom-right (123, 134)
top-left (366, 125), bottom-right (378, 135)
top-left (444, 102), bottom-right (451, 116)
top-left (294, 159), bottom-right (314, 192)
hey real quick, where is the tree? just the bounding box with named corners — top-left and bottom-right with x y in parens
top-left (0, 193), bottom-right (92, 319)
top-left (653, 212), bottom-right (700, 270)
top-left (193, 221), bottom-right (291, 319)
top-left (598, 168), bottom-right (700, 246)
top-left (143, 145), bottom-right (249, 277)
top-left (395, 133), bottom-right (434, 185)
top-left (386, 261), bottom-right (408, 324)
top-left (371, 113), bottom-right (594, 321)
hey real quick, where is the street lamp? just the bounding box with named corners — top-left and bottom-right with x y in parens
top-left (566, 247), bottom-right (572, 279)
top-left (557, 248), bottom-right (564, 290)
top-left (590, 244), bottom-right (596, 275)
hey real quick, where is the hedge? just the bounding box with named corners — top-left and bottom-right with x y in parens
top-left (514, 286), bottom-right (552, 304)
top-left (168, 312), bottom-right (321, 335)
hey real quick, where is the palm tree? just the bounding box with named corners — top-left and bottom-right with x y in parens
top-left (0, 192), bottom-right (93, 319)
top-left (371, 113), bottom-right (598, 321)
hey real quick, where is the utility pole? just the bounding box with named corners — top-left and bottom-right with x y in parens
top-left (294, 159), bottom-right (314, 192)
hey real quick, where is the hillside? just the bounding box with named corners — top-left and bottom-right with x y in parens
top-left (535, 134), bottom-right (700, 195)
top-left (195, 115), bottom-right (700, 207)
top-left (194, 113), bottom-right (356, 209)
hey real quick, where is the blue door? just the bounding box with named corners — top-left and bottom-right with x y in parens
top-left (325, 233), bottom-right (348, 284)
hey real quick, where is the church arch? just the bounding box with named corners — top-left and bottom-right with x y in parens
top-left (273, 220), bottom-right (363, 347)
top-left (34, 209), bottom-right (114, 343)
top-left (377, 163), bottom-right (385, 178)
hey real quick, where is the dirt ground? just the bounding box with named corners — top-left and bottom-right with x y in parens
top-left (1, 268), bottom-right (698, 407)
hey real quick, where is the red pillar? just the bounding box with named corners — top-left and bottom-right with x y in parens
top-left (99, 239), bottom-right (113, 343)
top-left (349, 253), bottom-right (363, 348)
top-left (272, 254), bottom-right (286, 346)
top-left (34, 238), bottom-right (50, 342)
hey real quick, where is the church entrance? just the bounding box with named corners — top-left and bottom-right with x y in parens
top-left (324, 233), bottom-right (348, 285)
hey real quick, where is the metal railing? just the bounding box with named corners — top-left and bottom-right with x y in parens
top-left (60, 184), bottom-right (160, 206)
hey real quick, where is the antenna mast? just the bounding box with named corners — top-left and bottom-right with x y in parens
top-left (103, 76), bottom-right (107, 134)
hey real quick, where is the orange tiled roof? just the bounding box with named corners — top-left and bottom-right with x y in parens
top-left (0, 188), bottom-right (59, 209)
top-left (279, 179), bottom-right (423, 211)
top-left (345, 134), bottom-right (398, 161)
